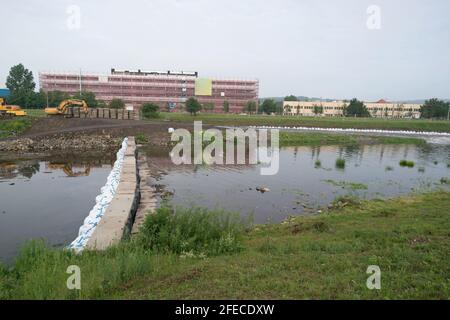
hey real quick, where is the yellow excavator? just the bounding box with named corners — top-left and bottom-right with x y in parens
top-left (44, 99), bottom-right (89, 116)
top-left (0, 98), bottom-right (27, 117)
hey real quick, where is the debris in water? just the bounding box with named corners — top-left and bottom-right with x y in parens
top-left (256, 187), bottom-right (270, 193)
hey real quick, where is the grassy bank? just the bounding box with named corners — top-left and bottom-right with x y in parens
top-left (0, 117), bottom-right (34, 139)
top-left (279, 132), bottom-right (426, 146)
top-left (1, 192), bottom-right (449, 299)
top-left (160, 113), bottom-right (450, 133)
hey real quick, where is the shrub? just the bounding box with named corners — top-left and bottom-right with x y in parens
top-left (109, 98), bottom-right (125, 109)
top-left (141, 103), bottom-right (160, 119)
top-left (136, 207), bottom-right (248, 256)
top-left (335, 158), bottom-right (346, 169)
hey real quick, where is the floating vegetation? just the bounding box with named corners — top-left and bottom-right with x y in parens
top-left (323, 180), bottom-right (368, 190)
top-left (418, 167), bottom-right (425, 173)
top-left (434, 161), bottom-right (439, 165)
top-left (335, 158), bottom-right (346, 169)
top-left (399, 160), bottom-right (415, 168)
top-left (440, 177), bottom-right (450, 185)
top-left (447, 163), bottom-right (450, 168)
top-left (385, 166), bottom-right (394, 171)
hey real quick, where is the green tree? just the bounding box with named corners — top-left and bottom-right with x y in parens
top-left (222, 100), bottom-right (230, 113)
top-left (284, 95), bottom-right (298, 101)
top-left (109, 98), bottom-right (125, 109)
top-left (313, 105), bottom-right (324, 115)
top-left (141, 103), bottom-right (160, 119)
top-left (185, 97), bottom-right (202, 115)
top-left (97, 100), bottom-right (107, 108)
top-left (344, 98), bottom-right (371, 117)
top-left (203, 102), bottom-right (215, 113)
top-left (72, 91), bottom-right (98, 108)
top-left (6, 64), bottom-right (36, 108)
top-left (260, 99), bottom-right (277, 114)
top-left (420, 98), bottom-right (450, 119)
top-left (6, 64), bottom-right (35, 93)
top-left (245, 101), bottom-right (257, 114)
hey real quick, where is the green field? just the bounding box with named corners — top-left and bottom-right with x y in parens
top-left (159, 113), bottom-right (450, 132)
top-left (1, 192), bottom-right (449, 299)
top-left (279, 132), bottom-right (426, 146)
top-left (0, 109), bottom-right (45, 139)
top-left (0, 117), bottom-right (34, 139)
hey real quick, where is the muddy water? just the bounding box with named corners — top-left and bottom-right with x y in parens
top-left (150, 143), bottom-right (450, 224)
top-left (0, 153), bottom-right (115, 264)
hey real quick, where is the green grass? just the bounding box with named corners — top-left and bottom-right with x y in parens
top-left (314, 160), bottom-right (322, 168)
top-left (399, 160), bottom-right (415, 168)
top-left (23, 109), bottom-right (46, 118)
top-left (135, 133), bottom-right (149, 144)
top-left (279, 132), bottom-right (425, 146)
top-left (0, 117), bottom-right (34, 139)
top-left (1, 192), bottom-right (449, 299)
top-left (159, 113), bottom-right (450, 133)
top-left (323, 180), bottom-right (368, 190)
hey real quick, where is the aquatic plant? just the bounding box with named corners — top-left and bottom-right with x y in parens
top-left (136, 207), bottom-right (247, 256)
top-left (135, 133), bottom-right (148, 144)
top-left (314, 160), bottom-right (321, 168)
top-left (385, 166), bottom-right (394, 171)
top-left (335, 158), bottom-right (346, 169)
top-left (399, 160), bottom-right (415, 168)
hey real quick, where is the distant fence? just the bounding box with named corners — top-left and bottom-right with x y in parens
top-left (67, 107), bottom-right (141, 120)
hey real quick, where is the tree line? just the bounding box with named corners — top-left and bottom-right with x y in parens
top-left (5, 63), bottom-right (449, 119)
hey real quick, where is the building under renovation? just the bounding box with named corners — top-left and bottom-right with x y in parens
top-left (39, 69), bottom-right (259, 113)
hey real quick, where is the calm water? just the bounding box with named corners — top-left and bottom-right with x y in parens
top-left (0, 154), bottom-right (114, 264)
top-left (151, 143), bottom-right (450, 224)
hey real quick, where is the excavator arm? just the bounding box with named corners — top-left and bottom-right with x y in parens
top-left (45, 99), bottom-right (89, 116)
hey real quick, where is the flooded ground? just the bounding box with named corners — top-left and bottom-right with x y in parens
top-left (150, 143), bottom-right (450, 224)
top-left (0, 153), bottom-right (114, 264)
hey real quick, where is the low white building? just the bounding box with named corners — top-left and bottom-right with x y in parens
top-left (283, 99), bottom-right (422, 119)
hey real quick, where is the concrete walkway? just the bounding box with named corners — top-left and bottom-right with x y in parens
top-left (86, 137), bottom-right (139, 250)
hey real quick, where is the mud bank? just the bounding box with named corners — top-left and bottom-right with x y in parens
top-left (0, 134), bottom-right (122, 152)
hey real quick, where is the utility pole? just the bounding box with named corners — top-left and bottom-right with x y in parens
top-left (79, 68), bottom-right (82, 94)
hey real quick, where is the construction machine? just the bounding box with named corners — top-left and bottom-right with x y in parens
top-left (0, 98), bottom-right (27, 117)
top-left (44, 99), bottom-right (89, 116)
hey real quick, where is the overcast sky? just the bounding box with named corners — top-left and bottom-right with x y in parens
top-left (1, 0), bottom-right (449, 100)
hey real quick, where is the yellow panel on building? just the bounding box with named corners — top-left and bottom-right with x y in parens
top-left (195, 78), bottom-right (212, 96)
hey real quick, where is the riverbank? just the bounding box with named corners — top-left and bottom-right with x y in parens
top-left (1, 191), bottom-right (448, 299)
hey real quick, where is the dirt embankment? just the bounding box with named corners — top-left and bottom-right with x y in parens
top-left (0, 118), bottom-right (196, 152)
